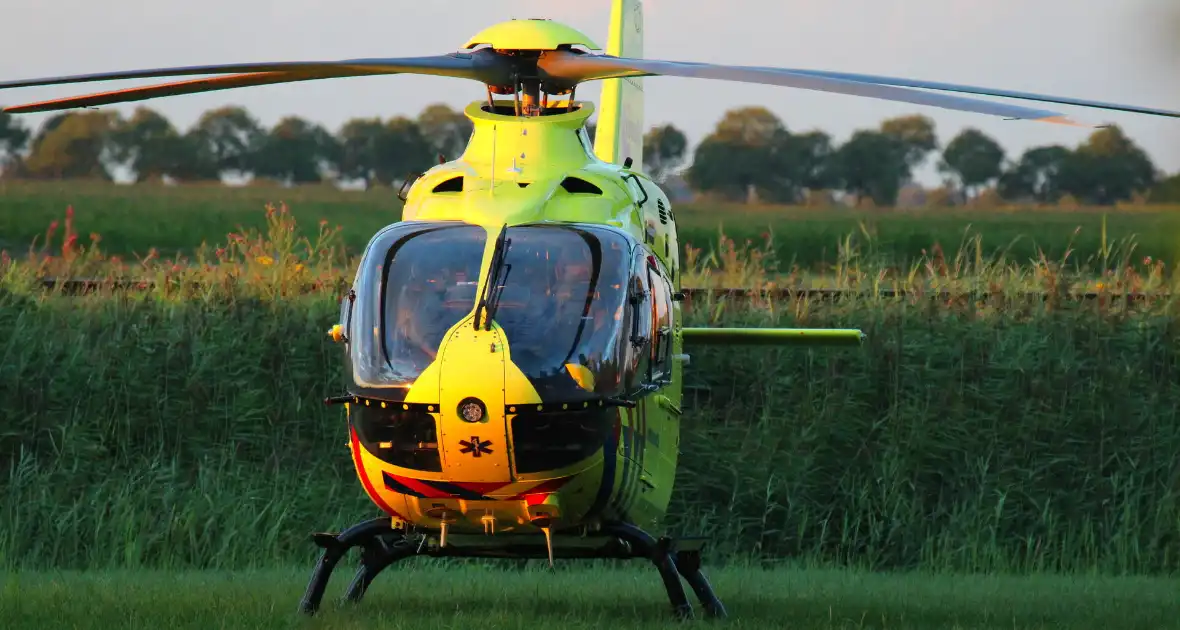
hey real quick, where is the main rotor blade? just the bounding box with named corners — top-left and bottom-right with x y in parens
top-left (0, 52), bottom-right (502, 92)
top-left (2, 69), bottom-right (383, 113)
top-left (758, 68), bottom-right (1180, 119)
top-left (538, 52), bottom-right (1113, 125)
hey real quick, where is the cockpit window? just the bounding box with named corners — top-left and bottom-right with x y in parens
top-left (379, 225), bottom-right (486, 380)
top-left (346, 222), bottom-right (487, 392)
top-left (343, 221), bottom-right (637, 400)
top-left (492, 225), bottom-right (632, 399)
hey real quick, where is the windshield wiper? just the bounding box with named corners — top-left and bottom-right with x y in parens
top-left (474, 224), bottom-right (511, 331)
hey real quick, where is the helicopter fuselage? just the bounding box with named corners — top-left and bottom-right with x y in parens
top-left (334, 98), bottom-right (687, 541)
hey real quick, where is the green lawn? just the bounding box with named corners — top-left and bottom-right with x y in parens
top-left (2, 565), bottom-right (1177, 629)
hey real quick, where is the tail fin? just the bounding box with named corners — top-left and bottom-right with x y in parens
top-left (593, 0), bottom-right (645, 170)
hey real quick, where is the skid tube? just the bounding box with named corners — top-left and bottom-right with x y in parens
top-left (298, 517), bottom-right (727, 620)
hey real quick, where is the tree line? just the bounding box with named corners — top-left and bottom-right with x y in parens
top-left (0, 102), bottom-right (1176, 206)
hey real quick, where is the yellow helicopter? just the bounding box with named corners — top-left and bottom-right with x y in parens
top-left (4, 0), bottom-right (1178, 620)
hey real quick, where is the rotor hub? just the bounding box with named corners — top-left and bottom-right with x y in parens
top-left (463, 18), bottom-right (600, 52)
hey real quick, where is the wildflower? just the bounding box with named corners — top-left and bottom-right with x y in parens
top-left (295, 263), bottom-right (305, 272)
top-left (256, 255), bottom-right (274, 266)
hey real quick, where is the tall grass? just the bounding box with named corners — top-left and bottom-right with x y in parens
top-left (5, 179), bottom-right (1180, 272)
top-left (1, 204), bottom-right (1178, 576)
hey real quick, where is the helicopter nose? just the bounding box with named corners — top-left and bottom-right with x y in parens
top-left (435, 323), bottom-right (518, 483)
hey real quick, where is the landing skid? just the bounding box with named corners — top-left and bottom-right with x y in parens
top-left (298, 517), bottom-right (727, 620)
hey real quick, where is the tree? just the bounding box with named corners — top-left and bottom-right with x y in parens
top-left (372, 116), bottom-right (432, 187)
top-left (712, 106), bottom-right (783, 145)
top-left (881, 114), bottom-right (938, 172)
top-left (110, 107), bottom-right (205, 182)
top-left (253, 116), bottom-right (340, 185)
top-left (687, 107), bottom-right (787, 203)
top-left (18, 111), bottom-right (120, 180)
top-left (750, 129), bottom-right (837, 204)
top-left (1150, 173), bottom-right (1180, 203)
top-left (997, 145), bottom-right (1072, 203)
top-left (778, 130), bottom-right (835, 192)
top-left (336, 117), bottom-right (386, 189)
top-left (416, 103), bottom-right (473, 161)
top-left (642, 123), bottom-right (687, 182)
top-left (187, 106), bottom-right (265, 178)
top-left (821, 115), bottom-right (937, 205)
top-left (688, 108), bottom-right (839, 204)
top-left (169, 133), bottom-right (222, 182)
top-left (939, 128), bottom-right (1005, 199)
top-left (29, 113), bottom-right (71, 147)
top-left (828, 130), bottom-right (909, 206)
top-left (688, 136), bottom-right (754, 202)
top-left (0, 110), bottom-right (30, 171)
top-left (1058, 125), bottom-right (1157, 205)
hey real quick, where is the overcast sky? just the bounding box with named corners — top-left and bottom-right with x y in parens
top-left (3, 0), bottom-right (1177, 185)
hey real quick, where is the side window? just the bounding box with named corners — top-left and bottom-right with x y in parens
top-left (624, 257), bottom-right (652, 392)
top-left (339, 288), bottom-right (355, 346)
top-left (648, 261), bottom-right (673, 382)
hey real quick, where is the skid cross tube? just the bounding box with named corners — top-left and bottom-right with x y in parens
top-left (297, 517), bottom-right (726, 620)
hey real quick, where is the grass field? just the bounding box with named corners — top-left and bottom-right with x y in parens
top-left (4, 565), bottom-right (1179, 629)
top-left (4, 179), bottom-right (1180, 274)
top-left (4, 182), bottom-right (1180, 628)
top-left (3, 209), bottom-right (1179, 575)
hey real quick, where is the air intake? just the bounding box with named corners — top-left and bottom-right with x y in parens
top-left (432, 176), bottom-right (463, 193)
top-left (560, 177), bottom-right (602, 195)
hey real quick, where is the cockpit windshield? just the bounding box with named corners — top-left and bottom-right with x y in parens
top-left (380, 225), bottom-right (486, 380)
top-left (489, 225), bottom-right (631, 400)
top-left (346, 222), bottom-right (487, 392)
top-left (344, 221), bottom-right (634, 400)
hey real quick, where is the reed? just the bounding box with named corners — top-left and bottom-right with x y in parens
top-left (1, 203), bottom-right (1177, 576)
